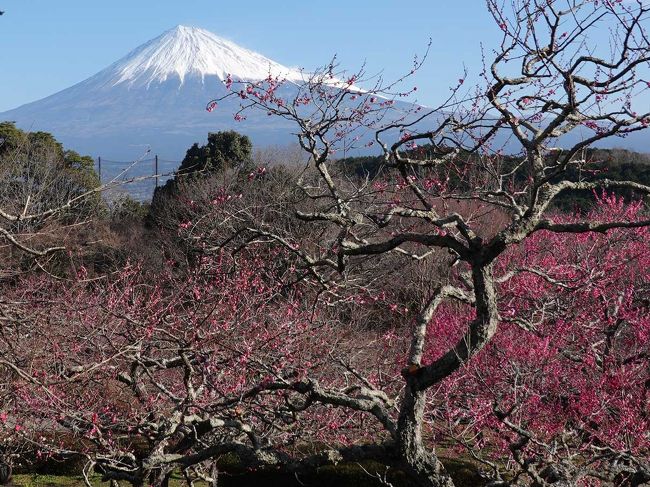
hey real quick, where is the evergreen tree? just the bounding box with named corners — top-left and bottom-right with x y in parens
top-left (177, 130), bottom-right (252, 176)
top-left (0, 122), bottom-right (102, 218)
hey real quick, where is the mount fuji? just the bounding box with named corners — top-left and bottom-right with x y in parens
top-left (0, 25), bottom-right (309, 160)
top-left (5, 24), bottom-right (645, 168)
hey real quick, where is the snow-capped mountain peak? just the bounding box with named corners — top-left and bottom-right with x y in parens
top-left (0, 25), bottom-right (375, 165)
top-left (104, 25), bottom-right (303, 88)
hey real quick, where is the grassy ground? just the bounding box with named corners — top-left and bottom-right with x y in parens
top-left (12, 474), bottom-right (198, 486)
top-left (11, 475), bottom-right (101, 487)
top-left (9, 457), bottom-right (486, 486)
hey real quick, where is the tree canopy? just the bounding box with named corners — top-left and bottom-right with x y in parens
top-left (177, 130), bottom-right (252, 176)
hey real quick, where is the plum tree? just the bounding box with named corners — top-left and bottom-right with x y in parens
top-left (204, 0), bottom-right (650, 484)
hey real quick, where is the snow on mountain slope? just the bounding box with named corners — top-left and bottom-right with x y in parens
top-left (102, 25), bottom-right (304, 88)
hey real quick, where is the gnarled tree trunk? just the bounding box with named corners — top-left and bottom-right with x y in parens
top-left (397, 384), bottom-right (455, 487)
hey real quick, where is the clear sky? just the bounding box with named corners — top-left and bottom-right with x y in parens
top-left (0, 0), bottom-right (501, 112)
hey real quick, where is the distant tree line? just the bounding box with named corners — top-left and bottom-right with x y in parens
top-left (339, 146), bottom-right (650, 211)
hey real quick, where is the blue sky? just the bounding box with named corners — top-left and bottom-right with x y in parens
top-left (0, 0), bottom-right (500, 112)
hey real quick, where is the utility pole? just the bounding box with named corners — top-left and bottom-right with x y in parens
top-left (97, 156), bottom-right (102, 182)
top-left (155, 155), bottom-right (159, 188)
